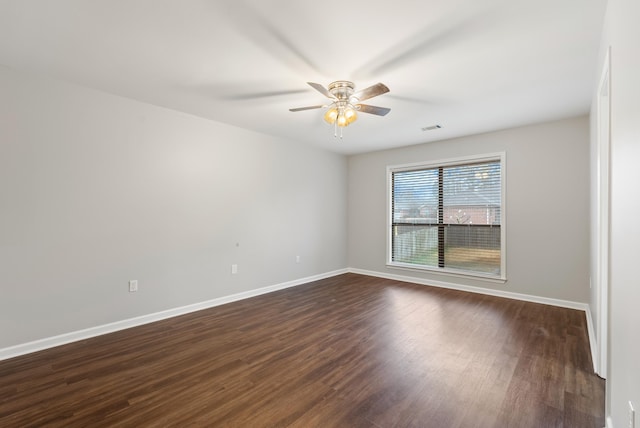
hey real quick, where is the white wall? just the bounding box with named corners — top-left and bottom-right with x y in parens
top-left (0, 66), bottom-right (348, 349)
top-left (348, 116), bottom-right (590, 303)
top-left (593, 0), bottom-right (640, 426)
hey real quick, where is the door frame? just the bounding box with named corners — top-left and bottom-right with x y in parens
top-left (595, 47), bottom-right (611, 379)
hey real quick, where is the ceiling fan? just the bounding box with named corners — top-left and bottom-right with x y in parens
top-left (289, 81), bottom-right (390, 137)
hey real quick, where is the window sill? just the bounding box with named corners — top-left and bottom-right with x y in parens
top-left (386, 262), bottom-right (507, 284)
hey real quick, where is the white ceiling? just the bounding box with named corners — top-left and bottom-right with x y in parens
top-left (0, 0), bottom-right (607, 155)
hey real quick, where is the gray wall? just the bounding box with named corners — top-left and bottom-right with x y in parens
top-left (593, 0), bottom-right (640, 425)
top-left (0, 66), bottom-right (348, 349)
top-left (348, 116), bottom-right (590, 303)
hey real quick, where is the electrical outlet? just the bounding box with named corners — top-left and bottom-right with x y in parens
top-left (231, 264), bottom-right (238, 274)
top-left (630, 401), bottom-right (636, 428)
top-left (296, 255), bottom-right (300, 263)
top-left (129, 280), bottom-right (138, 292)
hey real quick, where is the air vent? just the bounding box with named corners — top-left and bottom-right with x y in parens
top-left (422, 124), bottom-right (442, 131)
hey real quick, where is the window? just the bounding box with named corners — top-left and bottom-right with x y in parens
top-left (388, 153), bottom-right (505, 280)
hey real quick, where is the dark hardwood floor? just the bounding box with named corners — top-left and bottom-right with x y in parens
top-left (0, 273), bottom-right (605, 427)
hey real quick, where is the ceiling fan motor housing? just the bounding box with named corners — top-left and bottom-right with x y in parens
top-left (328, 81), bottom-right (355, 101)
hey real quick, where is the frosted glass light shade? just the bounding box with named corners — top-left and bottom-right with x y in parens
top-left (344, 107), bottom-right (357, 125)
top-left (324, 108), bottom-right (338, 124)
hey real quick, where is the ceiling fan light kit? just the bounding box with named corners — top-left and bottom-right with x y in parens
top-left (290, 80), bottom-right (390, 138)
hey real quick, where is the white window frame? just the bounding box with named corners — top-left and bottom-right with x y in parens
top-left (386, 152), bottom-right (507, 282)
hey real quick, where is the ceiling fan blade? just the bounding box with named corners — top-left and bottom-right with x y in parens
top-left (352, 83), bottom-right (390, 102)
top-left (357, 104), bottom-right (391, 116)
top-left (307, 82), bottom-right (334, 99)
top-left (289, 105), bottom-right (325, 112)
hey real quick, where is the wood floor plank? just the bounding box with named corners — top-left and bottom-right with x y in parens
top-left (0, 273), bottom-right (605, 427)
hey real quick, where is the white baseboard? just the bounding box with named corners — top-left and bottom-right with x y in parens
top-left (349, 268), bottom-right (590, 311)
top-left (585, 306), bottom-right (599, 374)
top-left (0, 267), bottom-right (599, 369)
top-left (0, 269), bottom-right (348, 361)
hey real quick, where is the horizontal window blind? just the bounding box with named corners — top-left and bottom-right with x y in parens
top-left (391, 158), bottom-right (502, 277)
